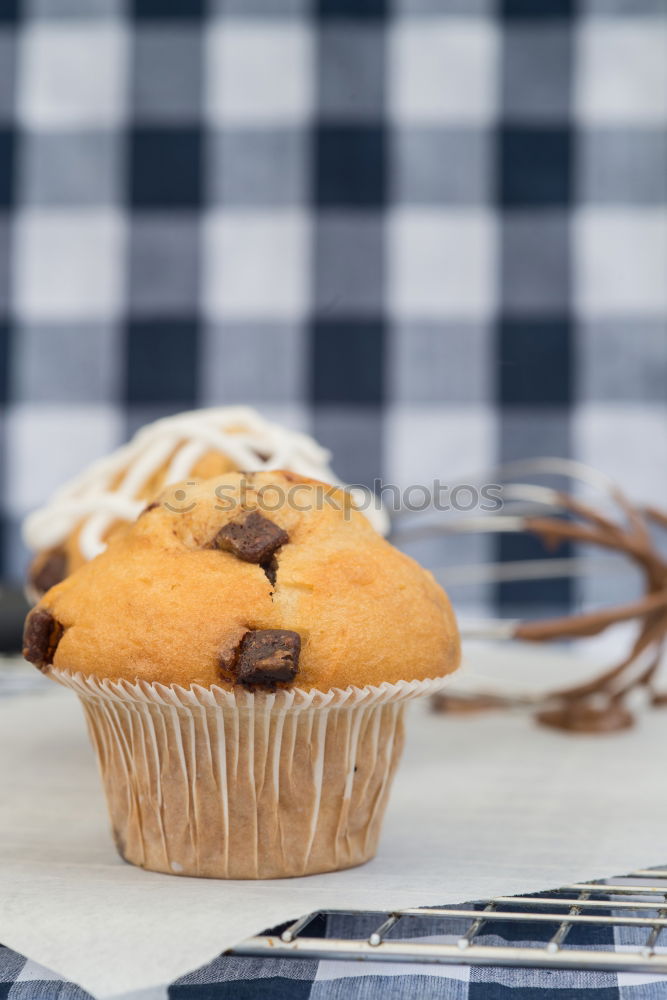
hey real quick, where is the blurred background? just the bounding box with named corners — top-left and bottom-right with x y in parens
top-left (0, 0), bottom-right (665, 625)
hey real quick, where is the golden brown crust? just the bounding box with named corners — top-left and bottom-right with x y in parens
top-left (29, 471), bottom-right (460, 691)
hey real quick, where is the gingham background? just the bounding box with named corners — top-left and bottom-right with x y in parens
top-left (0, 4), bottom-right (666, 994)
top-left (0, 0), bottom-right (666, 617)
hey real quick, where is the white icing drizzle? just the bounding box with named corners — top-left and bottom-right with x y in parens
top-left (23, 406), bottom-right (388, 559)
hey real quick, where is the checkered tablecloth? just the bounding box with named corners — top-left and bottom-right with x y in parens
top-left (1, 0), bottom-right (665, 622)
top-left (1, 2), bottom-right (666, 993)
top-left (3, 892), bottom-right (667, 999)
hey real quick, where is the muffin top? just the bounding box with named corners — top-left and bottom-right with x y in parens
top-left (23, 471), bottom-right (459, 692)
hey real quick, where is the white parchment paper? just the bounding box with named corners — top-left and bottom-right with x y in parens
top-left (1, 644), bottom-right (665, 999)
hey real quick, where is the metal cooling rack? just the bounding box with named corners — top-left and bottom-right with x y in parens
top-left (231, 869), bottom-right (667, 975)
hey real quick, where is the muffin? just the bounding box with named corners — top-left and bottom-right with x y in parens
top-left (23, 471), bottom-right (459, 879)
top-left (23, 406), bottom-right (387, 598)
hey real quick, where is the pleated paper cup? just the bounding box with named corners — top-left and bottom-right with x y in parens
top-left (51, 668), bottom-right (450, 879)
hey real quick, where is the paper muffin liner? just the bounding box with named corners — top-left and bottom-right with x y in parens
top-left (51, 668), bottom-right (451, 879)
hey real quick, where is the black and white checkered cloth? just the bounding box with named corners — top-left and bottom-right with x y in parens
top-left (3, 893), bottom-right (667, 999)
top-left (0, 1), bottom-right (666, 993)
top-left (0, 0), bottom-right (665, 619)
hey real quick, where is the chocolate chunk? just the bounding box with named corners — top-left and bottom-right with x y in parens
top-left (29, 548), bottom-right (68, 595)
top-left (214, 511), bottom-right (289, 565)
top-left (235, 629), bottom-right (301, 687)
top-left (22, 608), bottom-right (64, 671)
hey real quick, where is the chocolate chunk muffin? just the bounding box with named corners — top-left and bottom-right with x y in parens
top-left (23, 471), bottom-right (459, 879)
